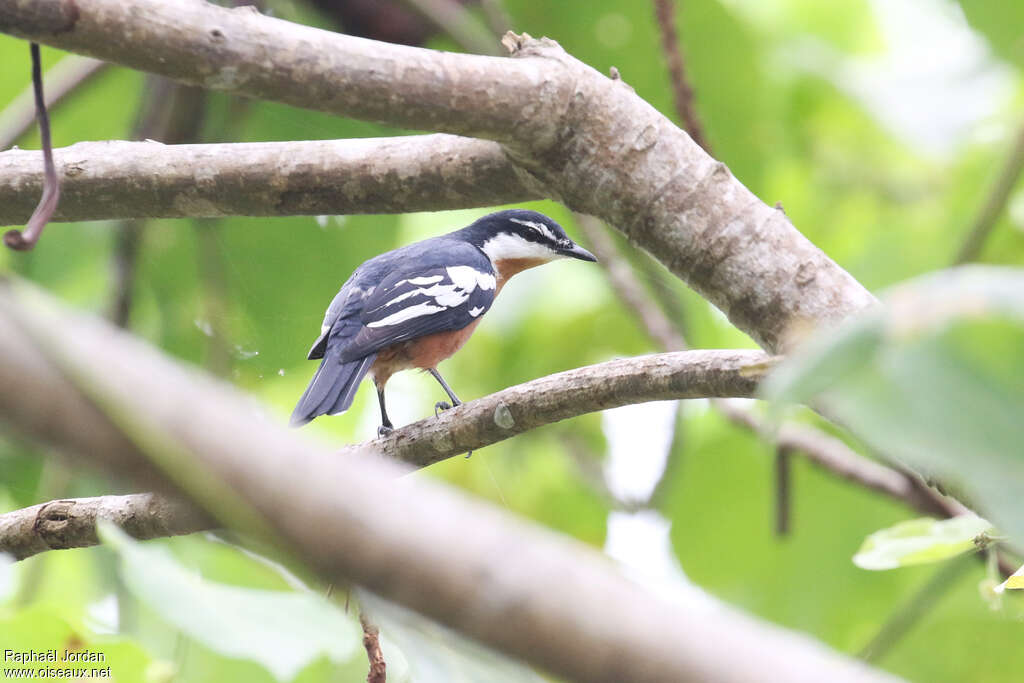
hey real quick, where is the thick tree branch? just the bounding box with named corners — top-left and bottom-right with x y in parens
top-left (0, 136), bottom-right (539, 224)
top-left (0, 282), bottom-right (897, 683)
top-left (0, 0), bottom-right (876, 352)
top-left (0, 0), bottom-right (555, 142)
top-left (0, 493), bottom-right (211, 561)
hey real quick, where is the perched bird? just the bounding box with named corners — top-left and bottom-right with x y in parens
top-left (290, 209), bottom-right (597, 434)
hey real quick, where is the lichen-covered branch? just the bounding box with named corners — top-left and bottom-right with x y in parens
top-left (0, 0), bottom-right (876, 352)
top-left (0, 136), bottom-right (539, 224)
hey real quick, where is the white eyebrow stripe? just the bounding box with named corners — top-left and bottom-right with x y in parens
top-left (366, 301), bottom-right (448, 327)
top-left (509, 217), bottom-right (557, 242)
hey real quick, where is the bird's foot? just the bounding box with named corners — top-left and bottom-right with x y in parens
top-left (377, 424), bottom-right (394, 438)
top-left (434, 401), bottom-right (452, 416)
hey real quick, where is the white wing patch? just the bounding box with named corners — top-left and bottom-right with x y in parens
top-left (366, 302), bottom-right (447, 328)
top-left (446, 265), bottom-right (496, 291)
top-left (365, 266), bottom-right (495, 327)
top-left (402, 275), bottom-right (444, 286)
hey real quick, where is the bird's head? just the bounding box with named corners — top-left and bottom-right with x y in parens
top-left (461, 209), bottom-right (597, 267)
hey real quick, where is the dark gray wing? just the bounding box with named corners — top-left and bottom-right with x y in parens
top-left (306, 266), bottom-right (373, 360)
top-left (338, 258), bottom-right (496, 363)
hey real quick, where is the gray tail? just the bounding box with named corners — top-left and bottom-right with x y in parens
top-left (290, 350), bottom-right (376, 427)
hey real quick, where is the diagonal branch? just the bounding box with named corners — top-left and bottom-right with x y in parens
top-left (651, 0), bottom-right (710, 152)
top-left (0, 0), bottom-right (876, 353)
top-left (953, 119), bottom-right (1024, 264)
top-left (0, 281), bottom-right (898, 683)
top-left (0, 54), bottom-right (106, 151)
top-left (0, 136), bottom-right (540, 225)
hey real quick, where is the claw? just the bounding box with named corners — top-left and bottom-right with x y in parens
top-left (434, 401), bottom-right (452, 416)
top-left (377, 424), bottom-right (394, 438)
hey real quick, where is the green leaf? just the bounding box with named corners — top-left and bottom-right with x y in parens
top-left (99, 523), bottom-right (358, 681)
top-left (763, 266), bottom-right (1024, 544)
top-left (956, 0), bottom-right (1024, 67)
top-left (853, 516), bottom-right (992, 570)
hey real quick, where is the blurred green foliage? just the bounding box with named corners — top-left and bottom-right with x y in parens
top-left (2, 0), bottom-right (1023, 681)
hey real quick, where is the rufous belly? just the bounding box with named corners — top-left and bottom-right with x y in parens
top-left (371, 318), bottom-right (483, 385)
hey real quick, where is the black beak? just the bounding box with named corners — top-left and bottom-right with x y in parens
top-left (563, 242), bottom-right (598, 262)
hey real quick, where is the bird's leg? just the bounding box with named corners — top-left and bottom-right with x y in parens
top-left (428, 368), bottom-right (473, 458)
top-left (376, 382), bottom-right (394, 438)
top-left (428, 368), bottom-right (462, 415)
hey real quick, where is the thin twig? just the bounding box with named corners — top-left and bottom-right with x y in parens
top-left (953, 120), bottom-right (1024, 264)
top-left (775, 446), bottom-right (792, 536)
top-left (651, 0), bottom-right (710, 153)
top-left (109, 77), bottom-right (209, 328)
top-left (4, 44), bottom-right (61, 251)
top-left (0, 55), bottom-right (106, 151)
top-left (360, 611), bottom-right (387, 683)
top-left (400, 0), bottom-right (501, 54)
top-left (858, 553), bottom-right (976, 663)
top-left (478, 0), bottom-right (513, 36)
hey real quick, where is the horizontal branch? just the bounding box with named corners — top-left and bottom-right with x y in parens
top-left (0, 278), bottom-right (897, 683)
top-left (0, 136), bottom-right (539, 225)
top-left (0, 493), bottom-right (211, 561)
top-left (0, 0), bottom-right (876, 353)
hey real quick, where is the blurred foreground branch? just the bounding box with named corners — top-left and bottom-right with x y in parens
top-left (0, 280), bottom-right (897, 683)
top-left (1, 276), bottom-right (772, 560)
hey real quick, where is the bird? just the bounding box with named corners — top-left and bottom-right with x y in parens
top-left (290, 209), bottom-right (597, 435)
